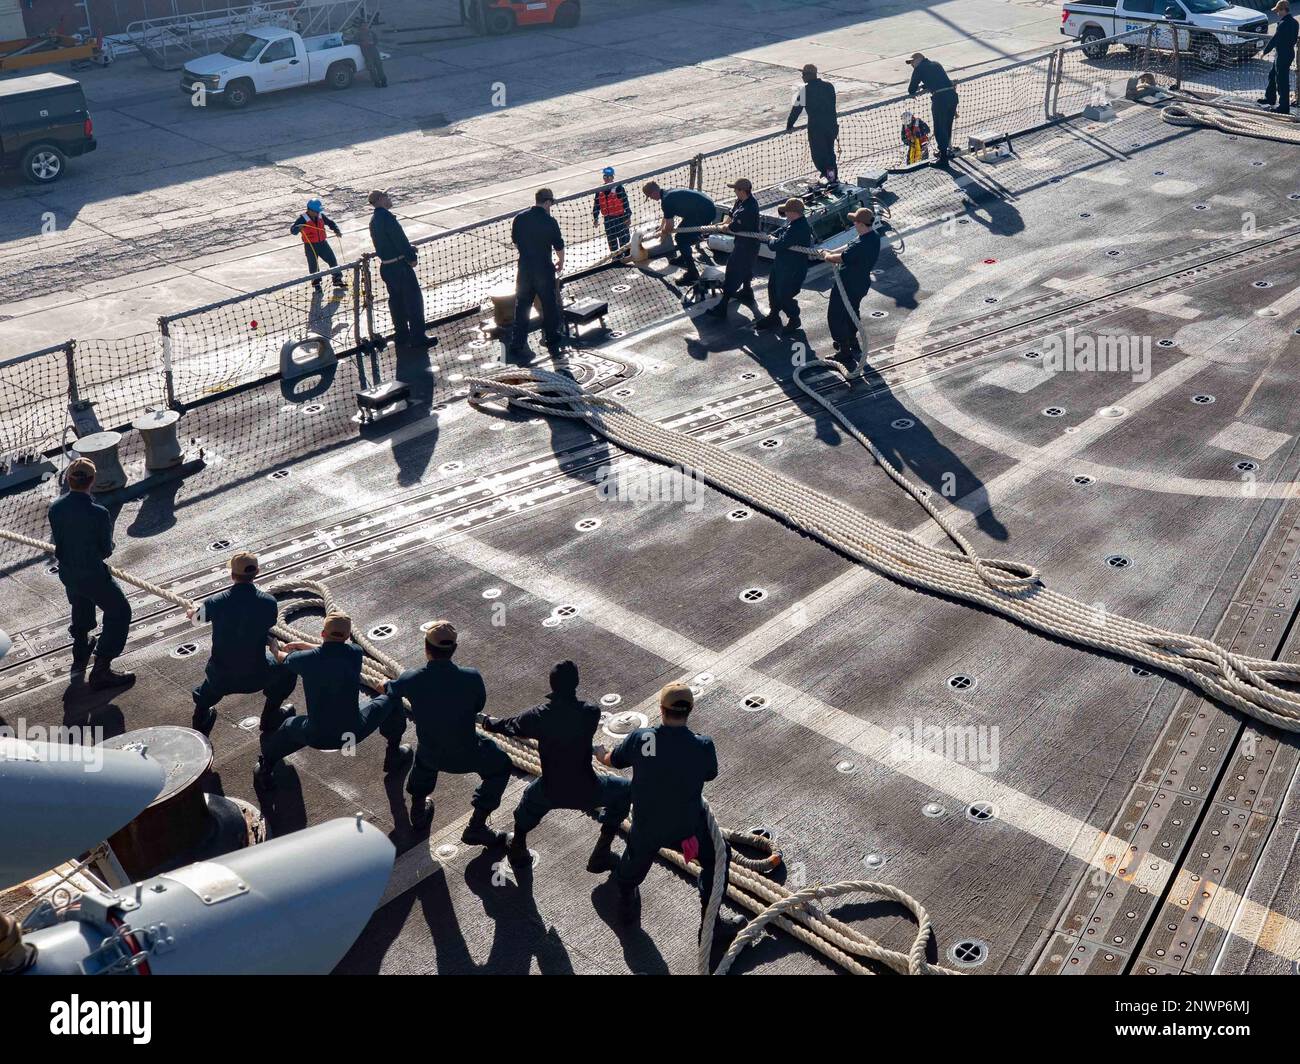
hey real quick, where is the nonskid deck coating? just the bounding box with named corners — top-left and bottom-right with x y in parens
top-left (2, 109), bottom-right (1300, 974)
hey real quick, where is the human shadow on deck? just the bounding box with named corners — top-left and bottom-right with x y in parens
top-left (422, 849), bottom-right (574, 975)
top-left (822, 359), bottom-right (1010, 542)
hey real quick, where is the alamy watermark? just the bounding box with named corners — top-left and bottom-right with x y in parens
top-left (595, 462), bottom-right (705, 512)
top-left (1041, 328), bottom-right (1151, 383)
top-left (0, 720), bottom-right (105, 771)
top-left (889, 717), bottom-right (1000, 773)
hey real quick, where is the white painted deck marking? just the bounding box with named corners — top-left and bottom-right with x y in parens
top-left (1207, 422), bottom-right (1292, 462)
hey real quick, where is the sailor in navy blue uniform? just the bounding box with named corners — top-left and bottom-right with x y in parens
top-left (754, 197), bottom-right (814, 332)
top-left (597, 683), bottom-right (745, 943)
top-left (481, 660), bottom-right (632, 868)
top-left (643, 181), bottom-right (717, 285)
top-left (705, 177), bottom-right (762, 319)
top-left (187, 551), bottom-right (295, 736)
top-left (254, 611), bottom-right (410, 789)
top-left (510, 188), bottom-right (566, 360)
top-left (368, 189), bottom-right (433, 349)
top-left (368, 620), bottom-right (512, 847)
top-left (906, 53), bottom-right (959, 165)
top-left (820, 207), bottom-right (881, 360)
top-left (1259, 1), bottom-right (1297, 114)
top-left (786, 63), bottom-right (839, 181)
top-left (47, 457), bottom-right (133, 689)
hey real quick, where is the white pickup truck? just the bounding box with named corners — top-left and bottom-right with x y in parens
top-left (1061, 0), bottom-right (1270, 66)
top-left (180, 27), bottom-right (367, 109)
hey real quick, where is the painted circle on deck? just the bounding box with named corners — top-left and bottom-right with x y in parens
top-left (603, 711), bottom-right (648, 739)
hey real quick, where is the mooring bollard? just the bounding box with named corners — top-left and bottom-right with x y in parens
top-left (132, 409), bottom-right (183, 471)
top-left (72, 431), bottom-right (126, 492)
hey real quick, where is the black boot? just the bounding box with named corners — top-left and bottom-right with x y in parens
top-left (383, 743), bottom-right (413, 775)
top-left (89, 661), bottom-right (134, 691)
top-left (260, 702), bottom-right (294, 734)
top-left (410, 795), bottom-right (433, 829)
top-left (618, 884), bottom-right (641, 926)
top-left (191, 704), bottom-right (217, 735)
top-left (461, 809), bottom-right (508, 848)
top-left (253, 755), bottom-right (278, 791)
top-left (71, 635), bottom-right (96, 671)
top-left (507, 828), bottom-right (531, 865)
top-left (753, 313), bottom-right (779, 331)
top-left (586, 826), bottom-right (619, 873)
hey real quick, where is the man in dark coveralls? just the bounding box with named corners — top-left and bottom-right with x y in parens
top-left (254, 612), bottom-right (410, 790)
top-left (1258, 1), bottom-right (1297, 115)
top-left (753, 197), bottom-right (814, 332)
top-left (368, 189), bottom-right (434, 349)
top-left (481, 660), bottom-right (632, 868)
top-left (47, 457), bottom-right (133, 690)
top-left (642, 181), bottom-right (717, 285)
top-left (820, 207), bottom-right (881, 361)
top-left (786, 63), bottom-right (839, 181)
top-left (369, 621), bottom-right (512, 847)
top-left (705, 177), bottom-right (762, 320)
top-left (510, 188), bottom-right (566, 361)
top-left (187, 551), bottom-right (296, 736)
top-left (596, 683), bottom-right (745, 943)
top-left (907, 53), bottom-right (960, 166)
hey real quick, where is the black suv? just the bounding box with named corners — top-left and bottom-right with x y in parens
top-left (0, 73), bottom-right (97, 184)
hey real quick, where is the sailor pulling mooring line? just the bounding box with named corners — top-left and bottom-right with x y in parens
top-left (704, 177), bottom-right (762, 321)
top-left (480, 659), bottom-right (632, 873)
top-left (47, 457), bottom-right (134, 691)
top-left (754, 197), bottom-right (815, 332)
top-left (366, 620), bottom-right (513, 847)
top-left (641, 181), bottom-right (717, 286)
top-left (187, 550), bottom-right (297, 737)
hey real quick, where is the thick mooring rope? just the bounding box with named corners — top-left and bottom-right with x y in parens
top-left (463, 369), bottom-right (1300, 732)
top-left (0, 525), bottom-right (948, 974)
top-left (1160, 92), bottom-right (1300, 144)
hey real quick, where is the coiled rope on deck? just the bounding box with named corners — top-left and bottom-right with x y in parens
top-left (1159, 91), bottom-right (1300, 144)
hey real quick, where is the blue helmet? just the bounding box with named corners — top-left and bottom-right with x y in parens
top-left (601, 167), bottom-right (614, 178)
top-left (306, 198), bottom-right (323, 212)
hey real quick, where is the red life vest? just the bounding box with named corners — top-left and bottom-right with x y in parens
top-left (298, 213), bottom-right (327, 243)
top-left (596, 188), bottom-right (625, 218)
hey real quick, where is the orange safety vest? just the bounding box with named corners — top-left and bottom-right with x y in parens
top-left (298, 213), bottom-right (328, 244)
top-left (596, 188), bottom-right (625, 218)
